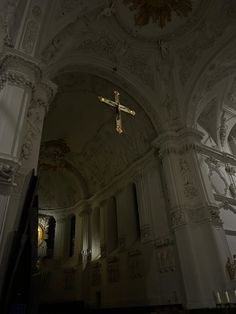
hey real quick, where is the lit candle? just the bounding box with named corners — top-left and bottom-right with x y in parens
top-left (225, 291), bottom-right (230, 304)
top-left (215, 291), bottom-right (222, 304)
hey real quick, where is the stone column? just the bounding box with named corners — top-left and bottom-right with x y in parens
top-left (0, 48), bottom-right (56, 292)
top-left (99, 201), bottom-right (106, 258)
top-left (79, 205), bottom-right (92, 269)
top-left (54, 215), bottom-right (68, 261)
top-left (153, 128), bottom-right (231, 309)
top-left (74, 210), bottom-right (83, 265)
top-left (134, 172), bottom-right (153, 243)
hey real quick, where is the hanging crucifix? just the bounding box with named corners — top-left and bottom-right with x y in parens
top-left (98, 90), bottom-right (136, 134)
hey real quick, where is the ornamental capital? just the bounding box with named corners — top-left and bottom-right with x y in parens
top-left (152, 128), bottom-right (203, 158)
top-left (0, 48), bottom-right (42, 89)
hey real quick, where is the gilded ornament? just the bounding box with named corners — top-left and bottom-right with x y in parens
top-left (98, 90), bottom-right (136, 134)
top-left (123, 0), bottom-right (192, 28)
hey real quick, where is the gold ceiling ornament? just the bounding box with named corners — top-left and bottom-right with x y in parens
top-left (98, 91), bottom-right (135, 134)
top-left (123, 0), bottom-right (193, 28)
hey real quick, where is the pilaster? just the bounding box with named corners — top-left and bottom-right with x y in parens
top-left (153, 128), bottom-right (231, 309)
top-left (134, 172), bottom-right (153, 243)
top-left (79, 204), bottom-right (92, 268)
top-left (54, 215), bottom-right (68, 261)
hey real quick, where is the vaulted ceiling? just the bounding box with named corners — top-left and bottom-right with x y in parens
top-left (38, 72), bottom-right (156, 208)
top-left (37, 0), bottom-right (236, 209)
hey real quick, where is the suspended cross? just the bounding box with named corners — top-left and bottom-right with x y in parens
top-left (98, 90), bottom-right (136, 134)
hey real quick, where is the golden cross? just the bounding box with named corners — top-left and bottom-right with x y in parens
top-left (98, 90), bottom-right (136, 134)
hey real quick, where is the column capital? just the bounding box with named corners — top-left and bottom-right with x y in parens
top-left (0, 48), bottom-right (57, 103)
top-left (152, 128), bottom-right (204, 158)
top-left (0, 48), bottom-right (41, 89)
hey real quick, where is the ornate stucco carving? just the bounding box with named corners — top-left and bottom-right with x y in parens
top-left (0, 49), bottom-right (42, 90)
top-left (123, 0), bottom-right (193, 28)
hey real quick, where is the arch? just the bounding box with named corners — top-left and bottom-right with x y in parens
top-left (48, 58), bottom-right (161, 134)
